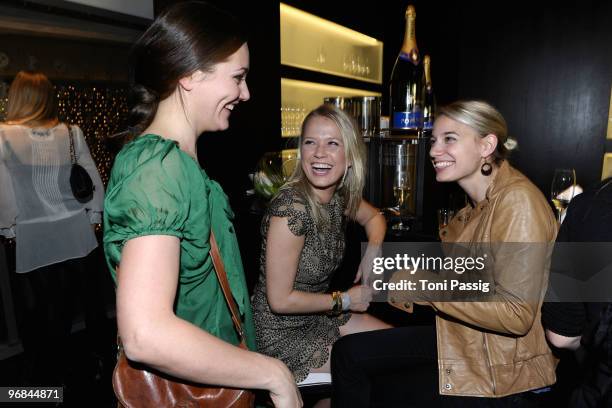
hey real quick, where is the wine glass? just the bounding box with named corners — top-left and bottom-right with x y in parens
top-left (550, 168), bottom-right (576, 223)
top-left (391, 170), bottom-right (411, 230)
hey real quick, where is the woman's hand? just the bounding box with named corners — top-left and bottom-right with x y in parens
top-left (346, 285), bottom-right (373, 312)
top-left (355, 244), bottom-right (382, 286)
top-left (267, 357), bottom-right (303, 407)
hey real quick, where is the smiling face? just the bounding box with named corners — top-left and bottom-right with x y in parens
top-left (300, 115), bottom-right (348, 203)
top-left (189, 43), bottom-right (250, 133)
top-left (429, 115), bottom-right (489, 185)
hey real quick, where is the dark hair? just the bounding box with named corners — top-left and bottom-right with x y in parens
top-left (6, 71), bottom-right (58, 125)
top-left (124, 1), bottom-right (246, 139)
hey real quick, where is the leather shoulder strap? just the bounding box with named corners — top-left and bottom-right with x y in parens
top-left (209, 231), bottom-right (247, 346)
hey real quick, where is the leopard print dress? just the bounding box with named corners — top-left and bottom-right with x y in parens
top-left (252, 187), bottom-right (350, 382)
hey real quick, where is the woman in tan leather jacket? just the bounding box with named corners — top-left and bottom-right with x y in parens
top-left (331, 100), bottom-right (558, 407)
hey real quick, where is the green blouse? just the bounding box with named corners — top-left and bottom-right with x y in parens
top-left (103, 134), bottom-right (255, 350)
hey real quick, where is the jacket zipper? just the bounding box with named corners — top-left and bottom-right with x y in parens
top-left (483, 334), bottom-right (496, 394)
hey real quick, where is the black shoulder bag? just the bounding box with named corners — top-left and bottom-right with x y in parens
top-left (68, 125), bottom-right (95, 203)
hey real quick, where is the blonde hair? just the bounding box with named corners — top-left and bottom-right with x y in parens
top-left (281, 104), bottom-right (366, 229)
top-left (6, 71), bottom-right (58, 126)
top-left (438, 100), bottom-right (516, 164)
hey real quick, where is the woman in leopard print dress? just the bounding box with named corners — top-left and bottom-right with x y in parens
top-left (252, 104), bottom-right (391, 388)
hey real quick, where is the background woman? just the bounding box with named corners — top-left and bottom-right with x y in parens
top-left (542, 177), bottom-right (612, 406)
top-left (331, 100), bottom-right (558, 407)
top-left (252, 104), bottom-right (391, 395)
top-left (0, 70), bottom-right (104, 386)
top-left (103, 2), bottom-right (300, 407)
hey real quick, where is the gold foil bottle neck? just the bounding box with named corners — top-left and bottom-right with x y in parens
top-left (401, 5), bottom-right (418, 62)
top-left (424, 55), bottom-right (431, 85)
top-left (406, 5), bottom-right (416, 18)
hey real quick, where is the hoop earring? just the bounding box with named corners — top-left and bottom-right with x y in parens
top-left (481, 162), bottom-right (493, 176)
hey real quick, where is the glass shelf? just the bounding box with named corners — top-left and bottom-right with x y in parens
top-left (603, 153), bottom-right (612, 180)
top-left (280, 3), bottom-right (383, 84)
top-left (281, 78), bottom-right (381, 138)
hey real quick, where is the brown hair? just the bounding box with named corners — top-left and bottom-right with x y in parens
top-left (124, 1), bottom-right (246, 139)
top-left (6, 71), bottom-right (58, 125)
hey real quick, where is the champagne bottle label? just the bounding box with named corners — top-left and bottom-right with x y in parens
top-left (393, 109), bottom-right (423, 129)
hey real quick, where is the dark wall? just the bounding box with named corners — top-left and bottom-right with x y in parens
top-left (0, 34), bottom-right (130, 82)
top-left (454, 0), bottom-right (612, 194)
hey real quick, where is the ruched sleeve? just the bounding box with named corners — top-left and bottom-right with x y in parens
top-left (267, 188), bottom-right (311, 236)
top-left (103, 138), bottom-right (191, 274)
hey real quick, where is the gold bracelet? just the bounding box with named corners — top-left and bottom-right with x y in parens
top-left (330, 291), bottom-right (343, 315)
top-left (330, 292), bottom-right (337, 314)
top-left (328, 293), bottom-right (336, 315)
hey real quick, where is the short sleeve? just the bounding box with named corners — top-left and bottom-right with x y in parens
top-left (104, 140), bottom-right (191, 253)
top-left (267, 188), bottom-right (311, 236)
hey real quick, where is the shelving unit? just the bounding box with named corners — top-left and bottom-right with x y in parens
top-left (280, 3), bottom-right (383, 84)
top-left (280, 78), bottom-right (380, 138)
top-left (279, 3), bottom-right (383, 142)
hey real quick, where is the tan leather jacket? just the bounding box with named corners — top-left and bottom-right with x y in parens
top-left (390, 161), bottom-right (558, 397)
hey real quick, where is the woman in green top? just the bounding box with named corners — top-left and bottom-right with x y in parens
top-left (103, 2), bottom-right (301, 407)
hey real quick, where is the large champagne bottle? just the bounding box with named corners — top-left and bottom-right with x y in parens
top-left (422, 54), bottom-right (435, 131)
top-left (389, 5), bottom-right (424, 131)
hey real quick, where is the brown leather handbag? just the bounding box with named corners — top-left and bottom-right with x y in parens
top-left (112, 232), bottom-right (256, 407)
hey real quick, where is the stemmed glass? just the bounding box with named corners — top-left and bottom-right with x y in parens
top-left (391, 170), bottom-right (411, 230)
top-left (550, 168), bottom-right (576, 223)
